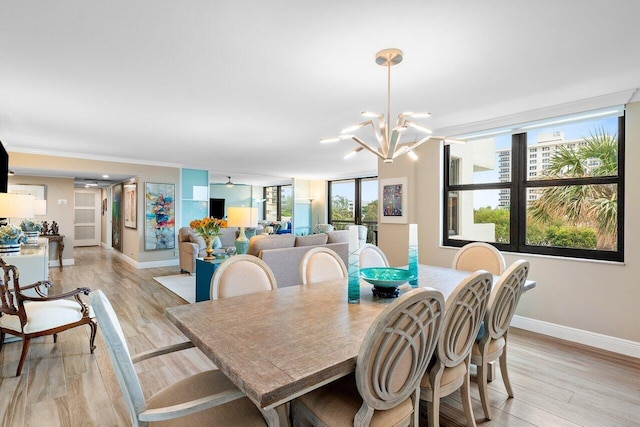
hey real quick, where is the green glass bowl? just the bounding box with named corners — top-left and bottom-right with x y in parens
top-left (360, 267), bottom-right (416, 288)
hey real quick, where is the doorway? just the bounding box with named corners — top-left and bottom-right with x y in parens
top-left (74, 189), bottom-right (101, 246)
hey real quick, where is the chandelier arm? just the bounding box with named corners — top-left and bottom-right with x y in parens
top-left (351, 136), bottom-right (386, 160)
top-left (386, 129), bottom-right (401, 161)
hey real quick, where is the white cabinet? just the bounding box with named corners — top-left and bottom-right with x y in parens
top-left (2, 241), bottom-right (49, 293)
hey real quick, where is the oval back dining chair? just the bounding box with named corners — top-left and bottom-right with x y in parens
top-left (292, 287), bottom-right (445, 426)
top-left (471, 259), bottom-right (529, 420)
top-left (452, 242), bottom-right (506, 276)
top-left (90, 290), bottom-right (274, 426)
top-left (358, 243), bottom-right (390, 269)
top-left (300, 247), bottom-right (348, 285)
top-left (210, 255), bottom-right (277, 300)
top-left (0, 259), bottom-right (97, 376)
top-left (420, 270), bottom-right (492, 427)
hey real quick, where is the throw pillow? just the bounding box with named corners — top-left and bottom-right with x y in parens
top-left (295, 233), bottom-right (328, 247)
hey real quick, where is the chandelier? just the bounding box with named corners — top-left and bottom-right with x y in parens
top-left (320, 48), bottom-right (463, 163)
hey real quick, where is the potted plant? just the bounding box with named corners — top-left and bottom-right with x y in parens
top-left (20, 219), bottom-right (43, 244)
top-left (189, 217), bottom-right (227, 260)
top-left (0, 224), bottom-right (27, 253)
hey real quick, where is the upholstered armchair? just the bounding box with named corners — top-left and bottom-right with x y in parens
top-left (0, 258), bottom-right (97, 376)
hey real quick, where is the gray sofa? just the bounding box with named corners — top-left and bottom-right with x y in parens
top-left (178, 227), bottom-right (264, 274)
top-left (248, 230), bottom-right (350, 287)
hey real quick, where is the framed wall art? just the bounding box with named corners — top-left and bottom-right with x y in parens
top-left (8, 184), bottom-right (47, 215)
top-left (379, 177), bottom-right (408, 224)
top-left (112, 184), bottom-right (122, 251)
top-left (144, 182), bottom-right (175, 251)
top-left (123, 182), bottom-right (137, 229)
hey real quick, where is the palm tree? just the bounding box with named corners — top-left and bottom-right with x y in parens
top-left (529, 128), bottom-right (618, 249)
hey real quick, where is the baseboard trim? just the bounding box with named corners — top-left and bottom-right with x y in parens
top-left (138, 259), bottom-right (179, 269)
top-left (512, 315), bottom-right (640, 359)
top-left (49, 259), bottom-right (75, 268)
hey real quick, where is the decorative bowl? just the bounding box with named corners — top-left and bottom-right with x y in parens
top-left (360, 267), bottom-right (416, 288)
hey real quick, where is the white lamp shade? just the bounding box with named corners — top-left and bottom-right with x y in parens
top-left (226, 207), bottom-right (258, 228)
top-left (34, 199), bottom-right (47, 216)
top-left (0, 193), bottom-right (36, 218)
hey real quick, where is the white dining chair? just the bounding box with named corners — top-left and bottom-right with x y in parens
top-left (300, 247), bottom-right (348, 285)
top-left (452, 242), bottom-right (506, 276)
top-left (358, 243), bottom-right (390, 269)
top-left (420, 270), bottom-right (492, 427)
top-left (471, 259), bottom-right (529, 420)
top-left (90, 290), bottom-right (276, 426)
top-left (210, 255), bottom-right (277, 300)
top-left (291, 287), bottom-right (445, 426)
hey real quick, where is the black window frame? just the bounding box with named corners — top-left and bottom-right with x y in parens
top-left (442, 115), bottom-right (625, 262)
top-left (328, 176), bottom-right (378, 243)
top-left (263, 184), bottom-right (291, 221)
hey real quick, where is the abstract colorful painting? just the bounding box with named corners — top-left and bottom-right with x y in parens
top-left (144, 182), bottom-right (175, 250)
top-left (112, 184), bottom-right (122, 251)
top-left (379, 177), bottom-right (408, 223)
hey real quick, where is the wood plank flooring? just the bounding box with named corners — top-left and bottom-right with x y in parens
top-left (1, 246), bottom-right (638, 426)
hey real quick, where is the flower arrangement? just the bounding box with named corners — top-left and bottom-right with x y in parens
top-left (20, 219), bottom-right (43, 233)
top-left (189, 217), bottom-right (227, 237)
top-left (0, 224), bottom-right (27, 245)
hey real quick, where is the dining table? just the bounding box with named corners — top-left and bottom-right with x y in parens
top-left (165, 264), bottom-right (535, 421)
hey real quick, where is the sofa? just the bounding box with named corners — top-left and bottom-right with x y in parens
top-left (178, 227), bottom-right (264, 274)
top-left (247, 230), bottom-right (351, 287)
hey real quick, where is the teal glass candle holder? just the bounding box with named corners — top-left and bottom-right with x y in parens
top-left (348, 250), bottom-right (360, 304)
top-left (408, 245), bottom-right (418, 287)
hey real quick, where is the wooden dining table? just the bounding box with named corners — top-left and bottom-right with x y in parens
top-left (165, 264), bottom-right (535, 418)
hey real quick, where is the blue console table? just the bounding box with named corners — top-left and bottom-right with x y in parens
top-left (195, 257), bottom-right (226, 302)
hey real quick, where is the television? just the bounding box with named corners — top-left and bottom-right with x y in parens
top-left (209, 198), bottom-right (225, 219)
top-left (0, 140), bottom-right (8, 193)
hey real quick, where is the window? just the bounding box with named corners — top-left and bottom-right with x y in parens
top-left (443, 111), bottom-right (624, 261)
top-left (264, 185), bottom-right (292, 221)
top-left (328, 177), bottom-right (378, 244)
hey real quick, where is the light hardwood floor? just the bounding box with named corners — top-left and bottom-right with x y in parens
top-left (1, 246), bottom-right (638, 426)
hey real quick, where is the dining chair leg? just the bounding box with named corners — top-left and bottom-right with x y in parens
top-left (16, 337), bottom-right (31, 376)
top-left (460, 363), bottom-right (477, 427)
top-left (53, 333), bottom-right (58, 343)
top-left (0, 332), bottom-right (5, 351)
top-left (499, 349), bottom-right (514, 398)
top-left (477, 361), bottom-right (492, 420)
top-left (89, 320), bottom-right (97, 353)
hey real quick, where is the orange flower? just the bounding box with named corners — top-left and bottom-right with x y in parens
top-left (190, 217), bottom-right (227, 236)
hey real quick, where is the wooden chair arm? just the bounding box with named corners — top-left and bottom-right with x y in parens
top-left (138, 388), bottom-right (245, 422)
top-left (17, 280), bottom-right (53, 292)
top-left (131, 341), bottom-right (196, 363)
top-left (19, 287), bottom-right (91, 303)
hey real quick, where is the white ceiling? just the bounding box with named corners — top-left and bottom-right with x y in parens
top-left (1, 1), bottom-right (639, 186)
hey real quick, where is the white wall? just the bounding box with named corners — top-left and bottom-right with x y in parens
top-left (379, 102), bottom-right (640, 353)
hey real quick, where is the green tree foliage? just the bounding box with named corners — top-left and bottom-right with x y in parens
top-left (474, 207), bottom-right (510, 243)
top-left (529, 128), bottom-right (618, 250)
top-left (331, 195), bottom-right (354, 221)
top-left (544, 226), bottom-right (597, 249)
top-left (361, 199), bottom-right (378, 222)
top-left (281, 195), bottom-right (293, 217)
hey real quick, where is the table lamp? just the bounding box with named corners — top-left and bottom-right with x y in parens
top-left (0, 193), bottom-right (35, 224)
top-left (226, 207), bottom-right (258, 255)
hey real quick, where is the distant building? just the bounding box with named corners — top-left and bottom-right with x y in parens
top-left (496, 131), bottom-right (590, 208)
